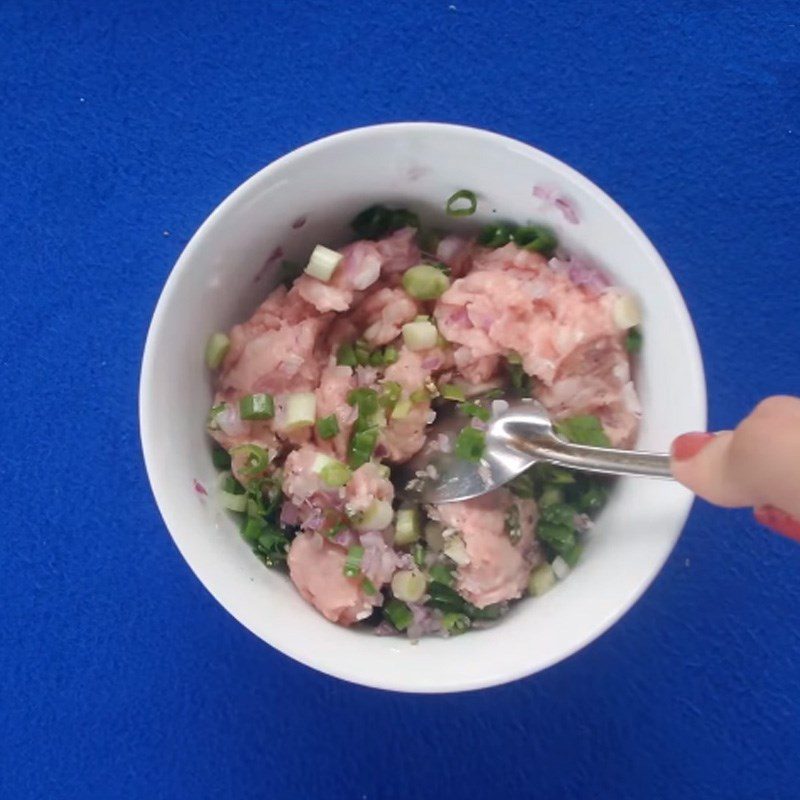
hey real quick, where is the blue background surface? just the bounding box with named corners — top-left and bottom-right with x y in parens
top-left (2, 1), bottom-right (799, 797)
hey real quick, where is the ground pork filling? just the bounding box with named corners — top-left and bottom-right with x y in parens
top-left (204, 207), bottom-right (642, 637)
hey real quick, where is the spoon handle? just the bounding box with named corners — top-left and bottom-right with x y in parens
top-left (510, 436), bottom-right (673, 479)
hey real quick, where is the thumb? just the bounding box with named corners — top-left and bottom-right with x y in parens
top-left (670, 430), bottom-right (749, 507)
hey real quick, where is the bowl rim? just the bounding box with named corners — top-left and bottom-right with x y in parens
top-left (139, 121), bottom-right (707, 693)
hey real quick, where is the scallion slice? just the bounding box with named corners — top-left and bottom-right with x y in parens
top-left (439, 383), bottom-right (466, 402)
top-left (304, 244), bottom-right (343, 282)
top-left (402, 320), bottom-right (438, 351)
top-left (319, 460), bottom-right (352, 487)
top-left (401, 264), bottom-right (451, 300)
top-left (316, 414), bottom-right (340, 440)
top-left (205, 332), bottom-right (230, 370)
top-left (336, 343), bottom-right (357, 366)
top-left (445, 189), bottom-right (478, 217)
top-left (343, 545), bottom-right (364, 578)
top-left (513, 225), bottom-right (557, 255)
top-left (230, 444), bottom-right (271, 476)
top-left (384, 598), bottom-right (412, 631)
top-left (239, 393), bottom-right (275, 421)
top-left (383, 346), bottom-right (399, 365)
top-left (348, 427), bottom-right (379, 469)
top-left (454, 427), bottom-right (486, 462)
top-left (460, 401), bottom-right (489, 422)
top-left (625, 326), bottom-right (643, 353)
top-left (442, 612), bottom-right (471, 634)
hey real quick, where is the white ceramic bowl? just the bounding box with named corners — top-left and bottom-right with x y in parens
top-left (140, 123), bottom-right (706, 693)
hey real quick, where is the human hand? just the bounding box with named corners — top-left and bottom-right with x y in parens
top-left (670, 396), bottom-right (800, 541)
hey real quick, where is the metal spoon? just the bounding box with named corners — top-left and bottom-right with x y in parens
top-left (398, 397), bottom-right (672, 505)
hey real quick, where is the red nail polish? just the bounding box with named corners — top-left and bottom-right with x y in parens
top-left (754, 506), bottom-right (800, 543)
top-left (671, 432), bottom-right (714, 461)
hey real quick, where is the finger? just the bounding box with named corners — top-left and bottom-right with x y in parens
top-left (671, 430), bottom-right (752, 507)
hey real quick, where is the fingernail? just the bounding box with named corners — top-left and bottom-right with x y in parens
top-left (754, 505), bottom-right (800, 543)
top-left (671, 432), bottom-right (715, 461)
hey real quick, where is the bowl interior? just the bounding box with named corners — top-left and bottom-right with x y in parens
top-left (140, 123), bottom-right (706, 692)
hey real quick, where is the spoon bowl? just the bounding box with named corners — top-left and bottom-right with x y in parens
top-left (399, 398), bottom-right (672, 504)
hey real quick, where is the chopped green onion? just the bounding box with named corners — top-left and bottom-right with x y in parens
top-left (533, 463), bottom-right (575, 484)
top-left (379, 381), bottom-right (402, 408)
top-left (443, 537), bottom-right (469, 565)
top-left (625, 326), bottom-right (643, 353)
top-left (428, 564), bottom-right (454, 586)
top-left (538, 486), bottom-right (564, 509)
top-left (412, 544), bottom-right (427, 569)
top-left (241, 517), bottom-right (264, 542)
top-left (205, 332), bottom-right (230, 370)
top-left (239, 393), bottom-right (275, 421)
top-left (577, 484), bottom-right (608, 513)
top-left (454, 427), bottom-right (486, 462)
top-left (513, 225), bottom-right (557, 254)
top-left (206, 403), bottom-right (226, 431)
top-left (508, 362), bottom-right (531, 395)
top-left (211, 445), bottom-right (231, 470)
top-left (460, 401), bottom-right (490, 422)
top-left (384, 599), bottom-right (413, 631)
top-left (354, 340), bottom-right (371, 366)
top-left (409, 387), bottom-right (430, 404)
top-left (554, 415), bottom-right (611, 448)
top-left (393, 507), bottom-right (421, 545)
top-left (424, 521), bottom-right (446, 551)
top-left (445, 189), bottom-right (478, 217)
top-left (505, 503), bottom-right (522, 543)
top-left (391, 398), bottom-right (412, 419)
top-left (348, 427), bottom-right (379, 469)
top-left (352, 499), bottom-right (394, 531)
top-left (221, 473), bottom-right (244, 495)
top-left (401, 264), bottom-right (451, 300)
top-left (442, 612), bottom-right (471, 634)
top-left (537, 521), bottom-right (576, 556)
top-left (347, 387), bottom-right (379, 418)
top-left (351, 205), bottom-right (392, 239)
top-left (477, 223), bottom-right (515, 248)
top-left (320, 460), bottom-right (352, 487)
top-left (218, 470), bottom-right (247, 512)
top-left (529, 563), bottom-right (557, 596)
top-left (362, 578), bottom-right (377, 596)
top-left (343, 545), bottom-right (364, 578)
top-left (351, 205), bottom-right (420, 240)
top-left (389, 208), bottom-right (420, 231)
top-left (304, 244), bottom-right (343, 282)
top-left (230, 444), bottom-right (271, 476)
top-left (540, 503), bottom-right (577, 527)
top-left (369, 350), bottom-right (384, 367)
top-left (206, 333), bottom-right (231, 369)
top-left (383, 346), bottom-right (399, 365)
top-left (254, 525), bottom-right (290, 565)
top-left (316, 414), bottom-right (340, 440)
top-left (613, 295), bottom-right (642, 329)
top-left (220, 487), bottom-right (248, 513)
top-left (562, 541), bottom-right (583, 567)
top-left (440, 383), bottom-right (466, 402)
top-left (508, 472), bottom-right (535, 498)
top-left (336, 343), bottom-right (357, 366)
top-left (391, 569), bottom-right (427, 603)
top-left (402, 320), bottom-right (438, 351)
top-left (284, 392), bottom-right (316, 430)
